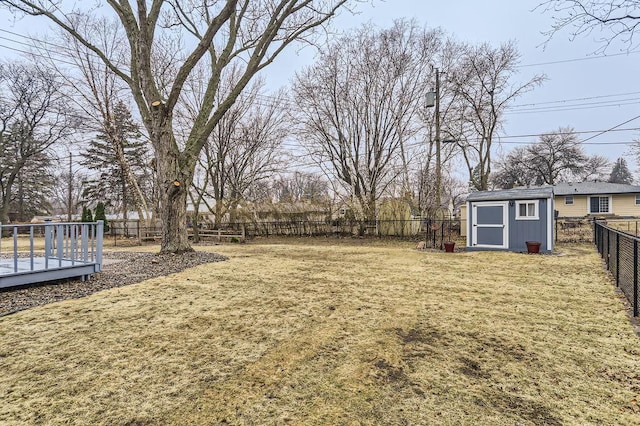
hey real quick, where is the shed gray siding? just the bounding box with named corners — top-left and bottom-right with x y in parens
top-left (466, 196), bottom-right (553, 252)
top-left (507, 198), bottom-right (550, 252)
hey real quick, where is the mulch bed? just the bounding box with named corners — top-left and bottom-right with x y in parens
top-left (0, 251), bottom-right (227, 317)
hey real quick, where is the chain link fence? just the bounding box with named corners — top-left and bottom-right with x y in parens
top-left (594, 220), bottom-right (639, 317)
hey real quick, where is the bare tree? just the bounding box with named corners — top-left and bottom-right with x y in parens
top-left (527, 130), bottom-right (590, 184)
top-left (414, 165), bottom-right (467, 217)
top-left (449, 41), bottom-right (545, 191)
top-left (272, 172), bottom-right (330, 204)
top-left (52, 165), bottom-right (87, 221)
top-left (294, 20), bottom-right (440, 226)
top-left (1, 0), bottom-right (352, 253)
top-left (188, 73), bottom-right (287, 227)
top-left (492, 146), bottom-right (540, 189)
top-left (0, 62), bottom-right (76, 223)
top-left (539, 1), bottom-right (640, 51)
top-left (577, 154), bottom-right (611, 181)
top-left (492, 128), bottom-right (610, 188)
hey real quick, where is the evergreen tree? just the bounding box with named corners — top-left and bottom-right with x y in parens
top-left (608, 157), bottom-right (634, 184)
top-left (81, 100), bottom-right (151, 220)
top-left (94, 202), bottom-right (109, 232)
top-left (7, 149), bottom-right (55, 222)
top-left (81, 206), bottom-right (93, 222)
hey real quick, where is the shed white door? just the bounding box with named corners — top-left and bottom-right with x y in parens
top-left (472, 202), bottom-right (508, 249)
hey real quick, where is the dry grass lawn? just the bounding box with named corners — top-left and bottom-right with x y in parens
top-left (1, 239), bottom-right (639, 425)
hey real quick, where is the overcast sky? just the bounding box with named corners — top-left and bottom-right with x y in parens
top-left (1, 0), bottom-right (638, 170)
top-left (264, 0), bottom-right (640, 167)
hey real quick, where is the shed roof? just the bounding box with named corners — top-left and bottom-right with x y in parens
top-left (554, 181), bottom-right (640, 195)
top-left (466, 186), bottom-right (553, 202)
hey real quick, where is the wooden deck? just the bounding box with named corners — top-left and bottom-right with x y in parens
top-left (0, 257), bottom-right (100, 288)
top-left (0, 221), bottom-right (104, 289)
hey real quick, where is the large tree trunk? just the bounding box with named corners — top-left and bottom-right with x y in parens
top-left (157, 164), bottom-right (193, 253)
top-left (153, 119), bottom-right (194, 253)
top-left (214, 199), bottom-right (225, 228)
top-left (0, 204), bottom-right (9, 224)
top-left (160, 180), bottom-right (192, 253)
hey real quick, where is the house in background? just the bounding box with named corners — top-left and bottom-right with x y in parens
top-left (465, 187), bottom-right (554, 252)
top-left (554, 182), bottom-right (640, 218)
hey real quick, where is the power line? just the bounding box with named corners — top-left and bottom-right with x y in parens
top-left (580, 114), bottom-right (640, 144)
top-left (0, 28), bottom-right (83, 54)
top-left (508, 91), bottom-right (640, 108)
top-left (505, 100), bottom-right (640, 115)
top-left (3, 31), bottom-right (639, 118)
top-left (518, 51), bottom-right (640, 68)
top-left (508, 97), bottom-right (640, 112)
top-left (497, 127), bottom-right (639, 139)
top-left (0, 42), bottom-right (81, 68)
top-left (2, 32), bottom-right (637, 154)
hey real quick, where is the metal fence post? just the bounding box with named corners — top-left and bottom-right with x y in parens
top-left (606, 229), bottom-right (611, 270)
top-left (615, 232), bottom-right (620, 287)
top-left (634, 239), bottom-right (639, 317)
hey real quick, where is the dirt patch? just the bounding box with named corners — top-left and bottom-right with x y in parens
top-left (395, 325), bottom-right (442, 345)
top-left (467, 334), bottom-right (538, 363)
top-left (373, 359), bottom-right (409, 384)
top-left (480, 390), bottom-right (562, 426)
top-left (459, 356), bottom-right (491, 379)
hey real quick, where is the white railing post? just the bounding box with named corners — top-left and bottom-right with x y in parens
top-left (96, 220), bottom-right (104, 272)
top-left (29, 225), bottom-right (34, 271)
top-left (81, 223), bottom-right (89, 262)
top-left (13, 226), bottom-right (18, 273)
top-left (44, 219), bottom-right (52, 269)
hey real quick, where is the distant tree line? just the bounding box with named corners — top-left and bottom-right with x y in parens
top-left (1, 3), bottom-right (638, 238)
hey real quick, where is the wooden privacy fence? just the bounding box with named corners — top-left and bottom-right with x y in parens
top-left (0, 221), bottom-right (104, 288)
top-left (594, 220), bottom-right (639, 317)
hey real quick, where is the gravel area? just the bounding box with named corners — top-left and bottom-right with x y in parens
top-left (0, 250), bottom-right (227, 317)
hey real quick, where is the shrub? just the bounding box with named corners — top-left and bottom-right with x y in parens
top-left (81, 206), bottom-right (93, 222)
top-left (94, 202), bottom-right (109, 232)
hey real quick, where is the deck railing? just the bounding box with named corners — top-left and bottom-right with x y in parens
top-left (0, 220), bottom-right (104, 274)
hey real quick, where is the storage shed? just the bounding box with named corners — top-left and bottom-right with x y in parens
top-left (466, 187), bottom-right (554, 252)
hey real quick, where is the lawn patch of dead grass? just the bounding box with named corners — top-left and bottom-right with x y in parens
top-left (1, 241), bottom-right (639, 425)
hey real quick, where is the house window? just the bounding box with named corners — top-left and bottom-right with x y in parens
top-left (635, 194), bottom-right (640, 206)
top-left (565, 195), bottom-right (574, 205)
top-left (589, 196), bottom-right (611, 214)
top-left (516, 200), bottom-right (539, 220)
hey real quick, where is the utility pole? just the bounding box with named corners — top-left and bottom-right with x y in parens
top-left (67, 152), bottom-right (73, 222)
top-left (434, 68), bottom-right (442, 214)
top-left (426, 68), bottom-right (450, 217)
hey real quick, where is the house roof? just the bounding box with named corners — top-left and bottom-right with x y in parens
top-left (554, 182), bottom-right (640, 195)
top-left (466, 186), bottom-right (553, 202)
